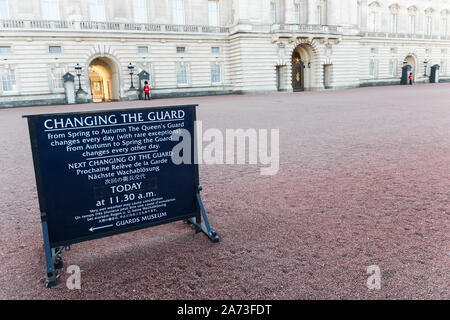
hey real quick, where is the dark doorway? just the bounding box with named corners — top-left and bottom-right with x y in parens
top-left (292, 51), bottom-right (304, 91)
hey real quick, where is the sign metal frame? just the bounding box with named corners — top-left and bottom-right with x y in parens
top-left (23, 104), bottom-right (219, 287)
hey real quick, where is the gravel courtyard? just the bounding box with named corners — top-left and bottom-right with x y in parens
top-left (0, 84), bottom-right (449, 299)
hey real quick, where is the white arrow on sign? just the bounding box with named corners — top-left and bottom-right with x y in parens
top-left (89, 224), bottom-right (113, 232)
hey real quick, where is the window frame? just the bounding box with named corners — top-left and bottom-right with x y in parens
top-left (0, 45), bottom-right (12, 54)
top-left (48, 45), bottom-right (62, 54)
top-left (408, 15), bottom-right (415, 34)
top-left (208, 0), bottom-right (219, 27)
top-left (1, 68), bottom-right (17, 93)
top-left (133, 0), bottom-right (148, 24)
top-left (89, 0), bottom-right (106, 22)
top-left (176, 63), bottom-right (189, 86)
top-left (42, 0), bottom-right (60, 21)
top-left (210, 63), bottom-right (221, 85)
top-left (426, 16), bottom-right (432, 35)
top-left (172, 0), bottom-right (185, 25)
top-left (390, 13), bottom-right (397, 33)
top-left (270, 2), bottom-right (276, 24)
top-left (138, 46), bottom-right (149, 54)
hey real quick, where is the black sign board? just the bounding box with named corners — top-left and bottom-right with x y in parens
top-left (24, 104), bottom-right (218, 287)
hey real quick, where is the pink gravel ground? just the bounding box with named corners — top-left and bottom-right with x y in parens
top-left (0, 84), bottom-right (449, 299)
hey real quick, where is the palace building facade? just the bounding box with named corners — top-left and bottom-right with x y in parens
top-left (0, 0), bottom-right (449, 107)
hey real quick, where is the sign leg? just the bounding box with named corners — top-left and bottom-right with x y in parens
top-left (41, 212), bottom-right (57, 287)
top-left (186, 186), bottom-right (219, 243)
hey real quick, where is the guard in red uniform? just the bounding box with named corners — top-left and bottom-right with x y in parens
top-left (143, 81), bottom-right (150, 100)
top-left (408, 73), bottom-right (413, 85)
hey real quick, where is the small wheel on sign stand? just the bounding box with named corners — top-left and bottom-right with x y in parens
top-left (210, 230), bottom-right (219, 243)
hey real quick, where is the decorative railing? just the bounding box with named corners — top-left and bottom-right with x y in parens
top-left (0, 19), bottom-right (230, 34)
top-left (271, 24), bottom-right (343, 34)
top-left (362, 31), bottom-right (450, 41)
top-left (5, 19), bottom-right (449, 40)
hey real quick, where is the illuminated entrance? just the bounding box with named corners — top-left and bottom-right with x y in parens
top-left (291, 44), bottom-right (315, 92)
top-left (88, 57), bottom-right (119, 103)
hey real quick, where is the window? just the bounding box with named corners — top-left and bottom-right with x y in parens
top-left (389, 60), bottom-right (396, 76)
top-left (426, 16), bottom-right (432, 35)
top-left (370, 12), bottom-right (377, 32)
top-left (208, 0), bottom-right (219, 27)
top-left (370, 48), bottom-right (377, 55)
top-left (369, 61), bottom-right (375, 78)
top-left (2, 69), bottom-right (16, 92)
top-left (211, 47), bottom-right (220, 54)
top-left (176, 46), bottom-right (185, 54)
top-left (409, 15), bottom-right (415, 34)
top-left (0, 46), bottom-right (11, 54)
top-left (270, 2), bottom-right (276, 24)
top-left (52, 68), bottom-right (65, 89)
top-left (211, 64), bottom-right (221, 84)
top-left (42, 0), bottom-right (60, 20)
top-left (172, 0), bottom-right (184, 24)
top-left (391, 14), bottom-right (397, 33)
top-left (316, 5), bottom-right (322, 25)
top-left (176, 65), bottom-right (187, 85)
top-left (0, 0), bottom-right (8, 19)
top-left (442, 19), bottom-right (447, 36)
top-left (294, 3), bottom-right (300, 24)
top-left (90, 0), bottom-right (106, 22)
top-left (49, 46), bottom-right (62, 54)
top-left (440, 61), bottom-right (445, 75)
top-left (138, 46), bottom-right (148, 54)
top-left (133, 0), bottom-right (148, 24)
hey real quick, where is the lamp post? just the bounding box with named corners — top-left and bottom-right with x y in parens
top-left (128, 63), bottom-right (135, 89)
top-left (424, 59), bottom-right (428, 76)
top-left (75, 63), bottom-right (85, 94)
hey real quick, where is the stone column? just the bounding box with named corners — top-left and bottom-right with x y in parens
top-left (284, 0), bottom-right (295, 24)
top-left (307, 0), bottom-right (316, 24)
top-left (347, 0), bottom-right (358, 26)
top-left (327, 0), bottom-right (340, 26)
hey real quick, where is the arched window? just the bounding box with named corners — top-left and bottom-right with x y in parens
top-left (316, 5), bottom-right (322, 24)
top-left (441, 10), bottom-right (449, 36)
top-left (424, 8), bottom-right (435, 36)
top-left (368, 1), bottom-right (381, 32)
top-left (388, 4), bottom-right (400, 33)
top-left (316, 0), bottom-right (326, 25)
top-left (270, 1), bottom-right (276, 24)
top-left (294, 1), bottom-right (300, 24)
top-left (407, 6), bottom-right (417, 34)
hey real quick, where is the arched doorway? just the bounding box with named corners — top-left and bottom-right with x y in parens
top-left (88, 57), bottom-right (120, 102)
top-left (292, 51), bottom-right (304, 91)
top-left (291, 44), bottom-right (315, 92)
top-left (404, 55), bottom-right (416, 78)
